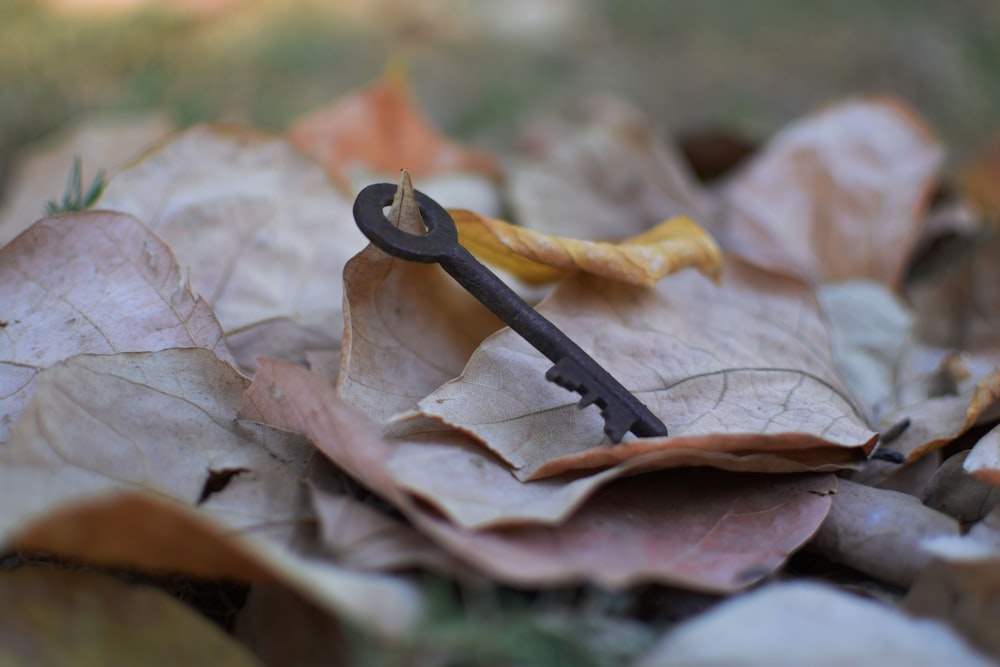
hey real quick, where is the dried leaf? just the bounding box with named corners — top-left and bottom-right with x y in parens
top-left (809, 479), bottom-right (959, 587)
top-left (508, 95), bottom-right (711, 240)
top-left (965, 424), bottom-right (1000, 487)
top-left (906, 506), bottom-right (1000, 661)
top-left (95, 125), bottom-right (363, 373)
top-left (818, 279), bottom-right (1000, 462)
top-left (959, 133), bottom-right (1000, 220)
top-left (923, 451), bottom-right (1000, 525)
top-left (338, 173), bottom-right (502, 423)
top-left (288, 75), bottom-right (497, 191)
top-left (6, 492), bottom-right (422, 638)
top-left (240, 359), bottom-right (837, 592)
top-left (0, 567), bottom-right (262, 667)
top-left (640, 582), bottom-right (994, 667)
top-left (419, 256), bottom-right (876, 480)
top-left (0, 113), bottom-right (172, 245)
top-left (1, 349), bottom-right (310, 544)
top-left (0, 212), bottom-right (230, 442)
top-left (722, 96), bottom-right (943, 287)
top-left (450, 209), bottom-right (721, 286)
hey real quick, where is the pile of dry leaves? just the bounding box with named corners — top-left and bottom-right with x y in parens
top-left (2, 75), bottom-right (1000, 665)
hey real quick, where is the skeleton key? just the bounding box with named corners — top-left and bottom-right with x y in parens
top-left (352, 183), bottom-right (668, 443)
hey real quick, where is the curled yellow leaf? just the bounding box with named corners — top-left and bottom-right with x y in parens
top-left (450, 209), bottom-right (721, 286)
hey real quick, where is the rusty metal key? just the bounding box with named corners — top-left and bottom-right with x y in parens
top-left (352, 182), bottom-right (667, 443)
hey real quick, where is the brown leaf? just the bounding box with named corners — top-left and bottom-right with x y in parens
top-left (239, 359), bottom-right (836, 592)
top-left (906, 506), bottom-right (1000, 661)
top-left (640, 582), bottom-right (994, 667)
top-left (450, 209), bottom-right (721, 286)
top-left (808, 478), bottom-right (959, 587)
top-left (419, 256), bottom-right (876, 480)
top-left (0, 113), bottom-right (173, 246)
top-left (508, 95), bottom-right (712, 240)
top-left (923, 451), bottom-right (1000, 525)
top-left (722, 96), bottom-right (943, 287)
top-left (288, 75), bottom-right (497, 191)
top-left (959, 132), bottom-right (1000, 221)
top-left (0, 567), bottom-right (263, 667)
top-left (964, 424), bottom-right (1000, 487)
top-left (408, 469), bottom-right (835, 592)
top-left (1, 349), bottom-right (310, 544)
top-left (0, 211), bottom-right (230, 442)
top-left (7, 492), bottom-right (422, 638)
top-left (337, 173), bottom-right (502, 423)
top-left (95, 125), bottom-right (363, 373)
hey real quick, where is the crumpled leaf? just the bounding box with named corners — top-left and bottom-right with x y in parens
top-left (960, 132), bottom-right (1000, 220)
top-left (240, 358), bottom-right (837, 592)
top-left (337, 172), bottom-right (502, 423)
top-left (808, 479), bottom-right (959, 587)
top-left (7, 492), bottom-right (422, 638)
top-left (0, 567), bottom-right (262, 667)
top-left (639, 582), bottom-right (994, 667)
top-left (923, 451), bottom-right (1000, 526)
top-left (1, 349), bottom-right (310, 544)
top-left (0, 113), bottom-right (172, 246)
top-left (450, 209), bottom-right (721, 286)
top-left (722, 96), bottom-right (943, 287)
top-left (419, 256), bottom-right (876, 480)
top-left (95, 125), bottom-right (365, 373)
top-left (288, 74), bottom-right (497, 191)
top-left (0, 211), bottom-right (230, 442)
top-left (819, 280), bottom-right (1000, 461)
top-left (508, 95), bottom-right (712, 240)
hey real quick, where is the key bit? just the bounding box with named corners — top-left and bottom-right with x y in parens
top-left (352, 182), bottom-right (668, 443)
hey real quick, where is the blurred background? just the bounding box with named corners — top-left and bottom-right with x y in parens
top-left (2, 0), bottom-right (999, 200)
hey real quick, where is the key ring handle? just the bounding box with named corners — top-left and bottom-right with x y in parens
top-left (353, 183), bottom-right (459, 263)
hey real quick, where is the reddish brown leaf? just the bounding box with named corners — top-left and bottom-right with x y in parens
top-left (0, 212), bottom-right (230, 442)
top-left (288, 76), bottom-right (497, 191)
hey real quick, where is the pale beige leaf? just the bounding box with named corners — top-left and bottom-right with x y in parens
top-left (338, 173), bottom-right (502, 422)
top-left (419, 256), bottom-right (876, 480)
top-left (508, 95), bottom-right (711, 240)
top-left (1, 349), bottom-right (311, 544)
top-left (640, 582), bottom-right (994, 667)
top-left (0, 212), bottom-right (230, 443)
top-left (0, 567), bottom-right (263, 667)
top-left (6, 492), bottom-right (422, 638)
top-left (0, 113), bottom-right (172, 245)
top-left (722, 96), bottom-right (942, 287)
top-left (809, 479), bottom-right (959, 587)
top-left (95, 125), bottom-right (364, 372)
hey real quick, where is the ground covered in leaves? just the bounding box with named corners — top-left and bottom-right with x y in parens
top-left (3, 73), bottom-right (1000, 665)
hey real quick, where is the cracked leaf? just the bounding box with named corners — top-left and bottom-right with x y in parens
top-left (1, 349), bottom-right (311, 544)
top-left (722, 96), bottom-right (943, 287)
top-left (450, 209), bottom-right (721, 286)
top-left (0, 211), bottom-right (230, 443)
top-left (95, 125), bottom-right (364, 373)
top-left (419, 256), bottom-right (876, 480)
